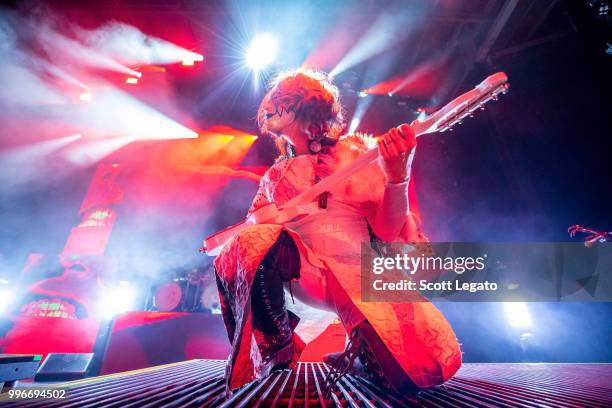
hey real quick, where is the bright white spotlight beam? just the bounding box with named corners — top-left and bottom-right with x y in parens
top-left (349, 117), bottom-right (361, 133)
top-left (1, 134), bottom-right (82, 161)
top-left (78, 87), bottom-right (198, 140)
top-left (246, 34), bottom-right (278, 70)
top-left (99, 282), bottom-right (135, 319)
top-left (504, 302), bottom-right (532, 328)
top-left (0, 289), bottom-right (13, 315)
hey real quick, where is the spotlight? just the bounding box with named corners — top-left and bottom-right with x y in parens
top-left (79, 92), bottom-right (92, 101)
top-left (414, 107), bottom-right (427, 121)
top-left (246, 34), bottom-right (278, 70)
top-left (125, 77), bottom-right (139, 84)
top-left (504, 302), bottom-right (532, 328)
top-left (387, 92), bottom-right (393, 97)
top-left (100, 281), bottom-right (136, 318)
top-left (182, 52), bottom-right (204, 66)
top-left (359, 91), bottom-right (368, 97)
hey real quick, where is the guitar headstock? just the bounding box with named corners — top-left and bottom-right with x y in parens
top-left (439, 73), bottom-right (509, 132)
top-left (412, 72), bottom-right (509, 136)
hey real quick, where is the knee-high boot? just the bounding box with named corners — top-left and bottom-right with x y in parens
top-left (250, 230), bottom-right (301, 372)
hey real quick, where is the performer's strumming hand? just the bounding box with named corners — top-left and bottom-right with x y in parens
top-left (377, 124), bottom-right (416, 184)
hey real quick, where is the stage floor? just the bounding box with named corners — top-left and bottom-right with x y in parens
top-left (2, 360), bottom-right (611, 407)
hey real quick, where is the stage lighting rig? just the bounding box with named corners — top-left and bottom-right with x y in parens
top-left (588, 0), bottom-right (610, 17)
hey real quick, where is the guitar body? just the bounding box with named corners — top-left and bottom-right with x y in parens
top-left (203, 72), bottom-right (509, 256)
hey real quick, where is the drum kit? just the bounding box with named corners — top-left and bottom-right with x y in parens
top-left (148, 266), bottom-right (219, 313)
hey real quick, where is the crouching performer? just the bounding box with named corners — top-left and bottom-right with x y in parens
top-left (212, 69), bottom-right (461, 396)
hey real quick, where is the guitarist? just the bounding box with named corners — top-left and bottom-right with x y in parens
top-left (213, 69), bottom-right (461, 395)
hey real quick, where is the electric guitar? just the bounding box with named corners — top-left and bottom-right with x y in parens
top-left (203, 72), bottom-right (509, 256)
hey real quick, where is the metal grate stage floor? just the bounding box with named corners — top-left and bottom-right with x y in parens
top-left (2, 360), bottom-right (611, 407)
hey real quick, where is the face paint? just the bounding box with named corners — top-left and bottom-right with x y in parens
top-left (257, 90), bottom-right (297, 137)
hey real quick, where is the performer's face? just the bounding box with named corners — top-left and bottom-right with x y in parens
top-left (257, 91), bottom-right (297, 138)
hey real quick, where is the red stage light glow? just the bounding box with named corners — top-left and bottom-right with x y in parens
top-left (366, 55), bottom-right (449, 98)
top-left (136, 66), bottom-right (166, 73)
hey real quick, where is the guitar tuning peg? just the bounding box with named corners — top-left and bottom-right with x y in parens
top-left (491, 94), bottom-right (498, 101)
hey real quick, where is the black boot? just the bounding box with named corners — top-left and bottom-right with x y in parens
top-left (251, 261), bottom-right (293, 371)
top-left (250, 231), bottom-right (301, 372)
